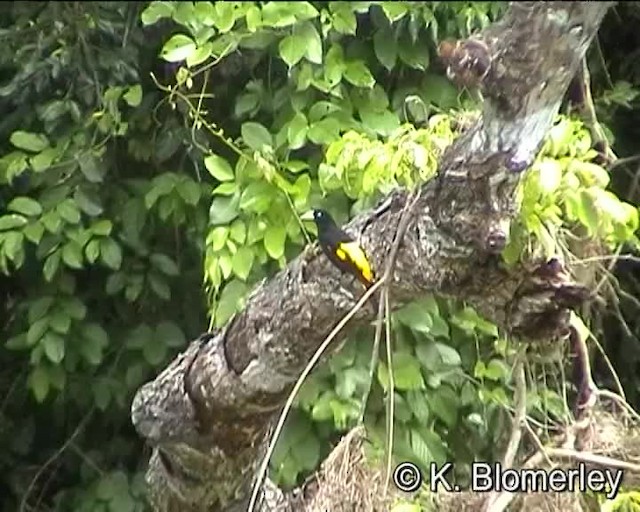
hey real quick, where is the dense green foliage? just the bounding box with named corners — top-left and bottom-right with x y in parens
top-left (0, 3), bottom-right (208, 510)
top-left (1, 2), bottom-right (639, 511)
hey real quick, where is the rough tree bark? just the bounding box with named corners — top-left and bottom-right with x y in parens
top-left (131, 3), bottom-right (614, 511)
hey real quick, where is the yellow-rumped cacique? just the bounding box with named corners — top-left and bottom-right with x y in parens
top-left (311, 208), bottom-right (375, 289)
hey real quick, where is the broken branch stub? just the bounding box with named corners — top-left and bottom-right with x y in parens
top-left (131, 3), bottom-right (613, 511)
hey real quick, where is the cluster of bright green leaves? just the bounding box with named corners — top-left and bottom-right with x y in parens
top-left (320, 115), bottom-right (455, 203)
top-left (600, 490), bottom-right (640, 512)
top-left (142, 1), bottom-right (505, 329)
top-left (203, 150), bottom-right (312, 327)
top-left (504, 116), bottom-right (640, 265)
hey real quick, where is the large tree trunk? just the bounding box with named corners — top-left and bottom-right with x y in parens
top-left (131, 3), bottom-right (614, 511)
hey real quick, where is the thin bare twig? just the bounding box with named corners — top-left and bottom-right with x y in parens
top-left (525, 446), bottom-right (640, 473)
top-left (247, 278), bottom-right (386, 512)
top-left (483, 347), bottom-right (527, 512)
top-left (359, 190), bottom-right (422, 424)
top-left (19, 410), bottom-right (95, 512)
top-left (383, 289), bottom-right (395, 497)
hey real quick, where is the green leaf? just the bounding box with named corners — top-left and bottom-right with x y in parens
top-left (27, 317), bottom-right (49, 346)
top-left (232, 246), bottom-right (254, 280)
top-left (571, 160), bottom-right (610, 189)
top-left (415, 426), bottom-right (448, 466)
top-left (24, 222), bottom-right (45, 243)
top-left (214, 279), bottom-right (247, 327)
top-left (7, 197), bottom-right (42, 217)
top-left (156, 321), bottom-right (186, 348)
top-left (239, 182), bottom-right (277, 213)
top-left (62, 241), bottom-right (84, 269)
top-left (82, 323), bottom-right (109, 360)
top-left (28, 297), bottom-right (54, 323)
top-left (78, 153), bottom-right (105, 183)
top-left (229, 220), bottom-right (246, 244)
top-left (262, 1), bottom-right (318, 27)
top-left (209, 191), bottom-right (241, 225)
top-left (360, 108), bottom-right (399, 137)
top-left (29, 366), bottom-right (50, 402)
top-left (421, 73), bottom-right (458, 109)
top-left (100, 238), bottom-right (123, 270)
top-left (298, 22), bottom-right (322, 64)
top-left (0, 214), bottom-right (28, 231)
top-left (42, 332), bottom-right (65, 363)
top-left (74, 188), bottom-right (103, 216)
top-left (434, 343), bottom-right (461, 367)
top-left (218, 251), bottom-right (233, 279)
top-left (57, 200), bottom-right (81, 224)
top-left (291, 429), bottom-right (320, 471)
top-left (149, 272), bottom-right (171, 300)
top-left (61, 298), bottom-right (87, 320)
top-left (212, 2), bottom-right (236, 32)
top-left (393, 353), bottom-right (425, 391)
top-left (126, 364), bottom-right (145, 388)
top-left (536, 159), bottom-right (563, 195)
top-left (576, 188), bottom-right (604, 235)
top-left (213, 182), bottom-right (238, 196)
top-left (126, 324), bottom-right (153, 350)
top-left (161, 34), bottom-right (196, 62)
top-left (484, 359), bottom-right (510, 381)
top-left (30, 148), bottom-right (56, 172)
top-left (209, 226), bottom-right (229, 251)
top-left (430, 314), bottom-right (450, 338)
top-left (204, 154), bottom-right (235, 181)
top-left (91, 219), bottom-right (113, 236)
top-left (279, 34), bottom-right (306, 67)
top-left (49, 310), bottom-right (71, 334)
top-left (264, 225), bottom-right (287, 259)
top-left (246, 5), bottom-right (262, 31)
top-left (307, 117), bottom-right (341, 145)
top-left (382, 2), bottom-right (408, 22)
top-left (344, 61), bottom-right (375, 88)
top-left (150, 253), bottom-right (179, 276)
top-left (311, 391), bottom-right (336, 421)
top-left (241, 122), bottom-right (273, 151)
top-left (373, 28), bottom-right (397, 71)
top-left (85, 239), bottom-right (101, 263)
top-left (141, 2), bottom-right (175, 25)
top-left (285, 160), bottom-right (309, 174)
top-left (395, 302), bottom-right (433, 333)
top-left (426, 385), bottom-right (459, 428)
top-left (3, 231), bottom-right (24, 264)
top-left (142, 338), bottom-right (168, 366)
top-left (105, 273), bottom-right (125, 295)
top-left (6, 334), bottom-right (28, 350)
top-left (330, 4), bottom-right (357, 34)
top-left (406, 390), bottom-right (430, 423)
top-left (10, 131), bottom-right (49, 152)
top-left (43, 251), bottom-right (61, 281)
top-left (123, 85), bottom-right (143, 107)
top-left (194, 45), bottom-right (218, 74)
top-left (287, 112), bottom-right (309, 150)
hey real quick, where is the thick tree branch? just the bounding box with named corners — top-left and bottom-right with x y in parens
top-left (131, 3), bottom-right (613, 511)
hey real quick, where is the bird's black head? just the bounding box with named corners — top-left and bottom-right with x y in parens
top-left (312, 208), bottom-right (333, 228)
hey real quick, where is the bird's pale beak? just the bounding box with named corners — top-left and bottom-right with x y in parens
top-left (299, 210), bottom-right (315, 222)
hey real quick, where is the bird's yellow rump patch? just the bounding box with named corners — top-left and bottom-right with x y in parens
top-left (336, 241), bottom-right (374, 285)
